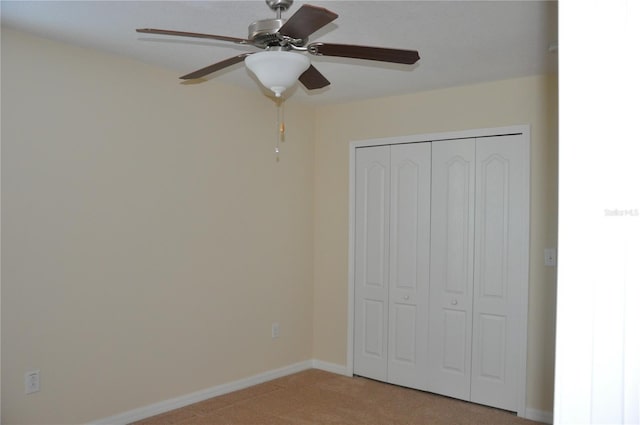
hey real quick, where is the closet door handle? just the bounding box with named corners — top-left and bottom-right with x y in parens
top-left (451, 299), bottom-right (458, 306)
top-left (403, 295), bottom-right (410, 300)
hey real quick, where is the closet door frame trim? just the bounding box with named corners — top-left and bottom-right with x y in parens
top-left (347, 125), bottom-right (530, 418)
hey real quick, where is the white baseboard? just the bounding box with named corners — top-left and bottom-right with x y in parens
top-left (90, 360), bottom-right (313, 425)
top-left (311, 359), bottom-right (350, 376)
top-left (525, 407), bottom-right (553, 424)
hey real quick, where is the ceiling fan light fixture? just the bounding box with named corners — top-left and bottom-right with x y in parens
top-left (245, 50), bottom-right (310, 97)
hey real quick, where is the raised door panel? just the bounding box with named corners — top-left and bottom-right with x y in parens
top-left (354, 146), bottom-right (390, 380)
top-left (427, 139), bottom-right (475, 400)
top-left (470, 134), bottom-right (528, 411)
top-left (388, 143), bottom-right (431, 390)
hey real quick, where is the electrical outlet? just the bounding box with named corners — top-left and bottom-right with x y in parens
top-left (271, 322), bottom-right (280, 339)
top-left (544, 248), bottom-right (557, 267)
top-left (25, 370), bottom-right (40, 394)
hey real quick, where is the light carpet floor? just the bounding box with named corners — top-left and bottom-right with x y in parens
top-left (131, 369), bottom-right (543, 425)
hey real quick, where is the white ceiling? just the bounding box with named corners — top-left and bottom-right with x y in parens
top-left (0, 0), bottom-right (557, 105)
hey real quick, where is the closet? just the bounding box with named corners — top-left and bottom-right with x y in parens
top-left (352, 130), bottom-right (529, 413)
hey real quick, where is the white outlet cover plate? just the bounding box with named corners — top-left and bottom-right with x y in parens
top-left (544, 248), bottom-right (557, 267)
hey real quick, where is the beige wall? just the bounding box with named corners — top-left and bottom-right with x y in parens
top-left (1, 29), bottom-right (315, 424)
top-left (312, 75), bottom-right (558, 413)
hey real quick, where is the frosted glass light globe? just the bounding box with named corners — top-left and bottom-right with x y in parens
top-left (245, 51), bottom-right (311, 97)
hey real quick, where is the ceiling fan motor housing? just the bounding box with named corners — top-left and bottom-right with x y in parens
top-left (248, 19), bottom-right (285, 47)
top-left (248, 18), bottom-right (307, 49)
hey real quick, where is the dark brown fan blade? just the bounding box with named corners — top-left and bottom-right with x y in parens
top-left (180, 53), bottom-right (252, 80)
top-left (298, 65), bottom-right (330, 90)
top-left (136, 28), bottom-right (251, 45)
top-left (278, 4), bottom-right (338, 40)
top-left (308, 43), bottom-right (420, 64)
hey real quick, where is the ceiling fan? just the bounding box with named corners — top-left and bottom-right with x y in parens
top-left (136, 0), bottom-right (420, 98)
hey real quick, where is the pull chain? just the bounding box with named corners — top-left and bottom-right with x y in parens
top-left (275, 99), bottom-right (285, 160)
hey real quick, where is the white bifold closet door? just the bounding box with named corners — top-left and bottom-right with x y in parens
top-left (427, 135), bottom-right (527, 412)
top-left (427, 138), bottom-right (476, 400)
top-left (470, 135), bottom-right (528, 411)
top-left (353, 143), bottom-right (431, 390)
